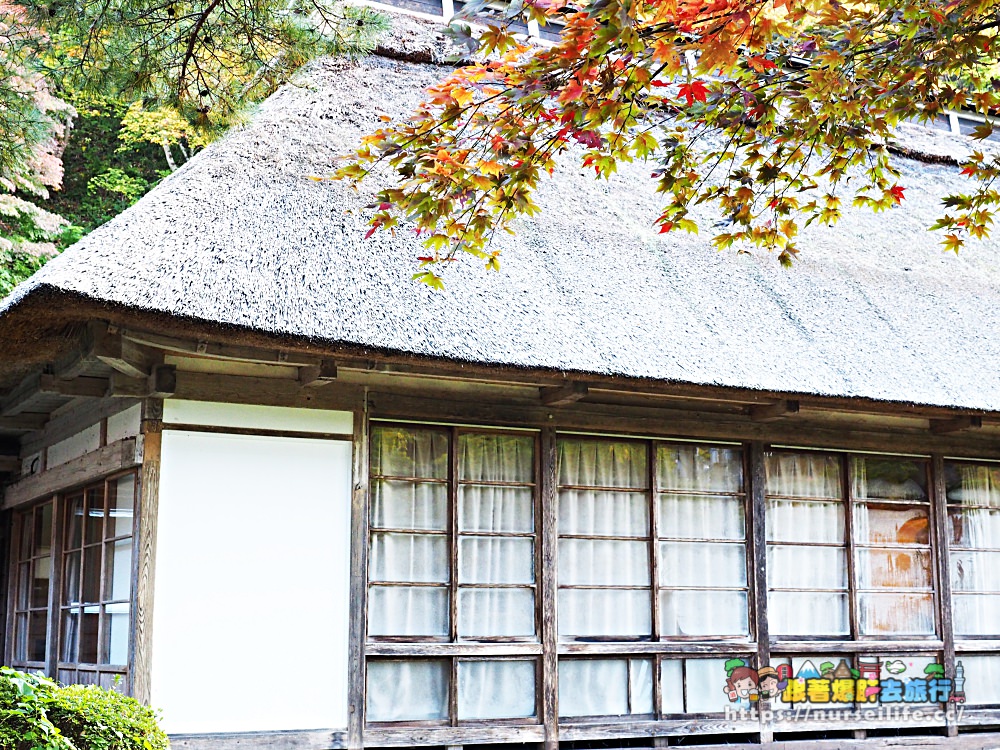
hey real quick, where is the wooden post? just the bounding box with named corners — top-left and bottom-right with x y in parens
top-left (45, 495), bottom-right (64, 679)
top-left (130, 398), bottom-right (162, 704)
top-left (932, 455), bottom-right (959, 737)
top-left (749, 442), bottom-right (772, 744)
top-left (540, 428), bottom-right (559, 750)
top-left (347, 395), bottom-right (370, 750)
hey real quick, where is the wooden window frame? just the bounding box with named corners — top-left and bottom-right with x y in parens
top-left (365, 423), bottom-right (544, 729)
top-left (765, 450), bottom-right (939, 644)
top-left (5, 469), bottom-right (139, 691)
top-left (351, 420), bottom-right (1000, 744)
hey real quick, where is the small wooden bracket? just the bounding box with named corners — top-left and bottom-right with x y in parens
top-left (299, 360), bottom-right (338, 388)
top-left (540, 382), bottom-right (589, 407)
top-left (749, 399), bottom-right (800, 422)
top-left (92, 322), bottom-right (155, 379)
top-left (930, 415), bottom-right (983, 435)
top-left (110, 365), bottom-right (177, 399)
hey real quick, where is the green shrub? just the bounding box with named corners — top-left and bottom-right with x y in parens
top-left (0, 667), bottom-right (169, 750)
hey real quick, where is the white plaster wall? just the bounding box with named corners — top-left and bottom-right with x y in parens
top-left (163, 399), bottom-right (353, 434)
top-left (107, 404), bottom-right (141, 443)
top-left (152, 411), bottom-right (353, 734)
top-left (47, 422), bottom-right (101, 467)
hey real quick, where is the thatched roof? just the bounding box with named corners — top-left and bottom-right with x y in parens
top-left (2, 13), bottom-right (999, 411)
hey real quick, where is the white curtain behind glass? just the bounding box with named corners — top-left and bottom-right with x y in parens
top-left (765, 452), bottom-right (849, 636)
top-left (657, 444), bottom-right (747, 636)
top-left (950, 464), bottom-right (1000, 635)
top-left (558, 440), bottom-right (651, 637)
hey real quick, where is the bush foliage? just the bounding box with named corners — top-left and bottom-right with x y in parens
top-left (0, 667), bottom-right (169, 750)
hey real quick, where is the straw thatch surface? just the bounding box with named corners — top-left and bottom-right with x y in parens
top-left (2, 14), bottom-right (999, 410)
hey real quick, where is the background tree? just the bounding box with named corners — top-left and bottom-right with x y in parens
top-left (0, 0), bottom-right (389, 297)
top-left (339, 0), bottom-right (1000, 284)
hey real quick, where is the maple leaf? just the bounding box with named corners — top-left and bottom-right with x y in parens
top-left (677, 80), bottom-right (709, 106)
top-left (888, 185), bottom-right (906, 204)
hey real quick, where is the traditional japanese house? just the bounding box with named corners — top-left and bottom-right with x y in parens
top-left (1, 10), bottom-right (1000, 750)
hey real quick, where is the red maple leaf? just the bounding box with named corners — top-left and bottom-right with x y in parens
top-left (678, 80), bottom-right (709, 106)
top-left (889, 185), bottom-right (906, 203)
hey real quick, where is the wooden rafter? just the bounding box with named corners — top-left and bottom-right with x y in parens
top-left (540, 382), bottom-right (588, 407)
top-left (930, 415), bottom-right (983, 435)
top-left (749, 399), bottom-right (800, 422)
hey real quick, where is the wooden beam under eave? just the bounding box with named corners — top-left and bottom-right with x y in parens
top-left (109, 365), bottom-right (177, 399)
top-left (299, 360), bottom-right (338, 388)
top-left (0, 413), bottom-right (48, 431)
top-left (749, 399), bottom-right (800, 422)
top-left (540, 383), bottom-right (589, 407)
top-left (94, 324), bottom-right (156, 379)
top-left (0, 456), bottom-right (19, 473)
top-left (38, 374), bottom-right (110, 399)
top-left (930, 415), bottom-right (984, 435)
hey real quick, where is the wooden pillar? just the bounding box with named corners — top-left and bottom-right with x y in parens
top-left (932, 455), bottom-right (959, 737)
top-left (347, 396), bottom-right (370, 750)
top-left (749, 442), bottom-right (772, 743)
top-left (540, 427), bottom-right (559, 750)
top-left (130, 398), bottom-right (162, 704)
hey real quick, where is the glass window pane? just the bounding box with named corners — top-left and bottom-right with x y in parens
top-left (558, 539), bottom-right (649, 586)
top-left (659, 494), bottom-right (744, 540)
top-left (84, 488), bottom-right (104, 545)
top-left (459, 433), bottom-right (534, 483)
top-left (28, 610), bottom-right (48, 662)
top-left (856, 548), bottom-right (932, 589)
top-left (946, 463), bottom-right (1000, 507)
top-left (659, 542), bottom-right (746, 587)
top-left (35, 503), bottom-right (53, 554)
top-left (657, 445), bottom-right (742, 493)
top-left (952, 550), bottom-right (1000, 592)
top-left (82, 546), bottom-right (102, 603)
top-left (458, 660), bottom-right (536, 719)
top-left (559, 489), bottom-right (649, 537)
top-left (558, 589), bottom-right (651, 637)
top-left (16, 563), bottom-right (29, 610)
top-left (459, 536), bottom-right (533, 584)
top-left (109, 476), bottom-right (135, 538)
top-left (31, 556), bottom-right (51, 609)
top-left (14, 613), bottom-right (27, 661)
top-left (767, 545), bottom-right (847, 590)
top-left (19, 512), bottom-right (32, 558)
top-left (685, 658), bottom-right (731, 713)
top-left (79, 608), bottom-right (100, 663)
top-left (368, 585), bottom-right (449, 636)
top-left (103, 602), bottom-right (129, 665)
top-left (853, 458), bottom-right (927, 501)
top-left (768, 591), bottom-right (849, 636)
top-left (61, 608), bottom-right (80, 662)
top-left (371, 480), bottom-right (447, 531)
top-left (858, 593), bottom-right (934, 635)
top-left (371, 427), bottom-right (448, 479)
top-left (105, 539), bottom-right (132, 600)
top-left (558, 440), bottom-right (647, 489)
top-left (629, 659), bottom-right (654, 714)
top-left (660, 659), bottom-right (684, 714)
top-left (559, 659), bottom-right (628, 717)
top-left (63, 551), bottom-right (81, 604)
top-left (956, 656), bottom-right (1000, 705)
top-left (767, 499), bottom-right (844, 543)
top-left (460, 485), bottom-right (533, 533)
top-left (65, 496), bottom-right (84, 550)
top-left (458, 588), bottom-right (535, 637)
top-left (954, 594), bottom-right (1000, 636)
top-left (370, 533), bottom-right (449, 583)
top-left (659, 590), bottom-right (748, 636)
top-left (766, 453), bottom-right (842, 499)
top-left (950, 508), bottom-right (1000, 548)
top-left (855, 505), bottom-right (930, 545)
top-left (367, 660), bottom-right (449, 722)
